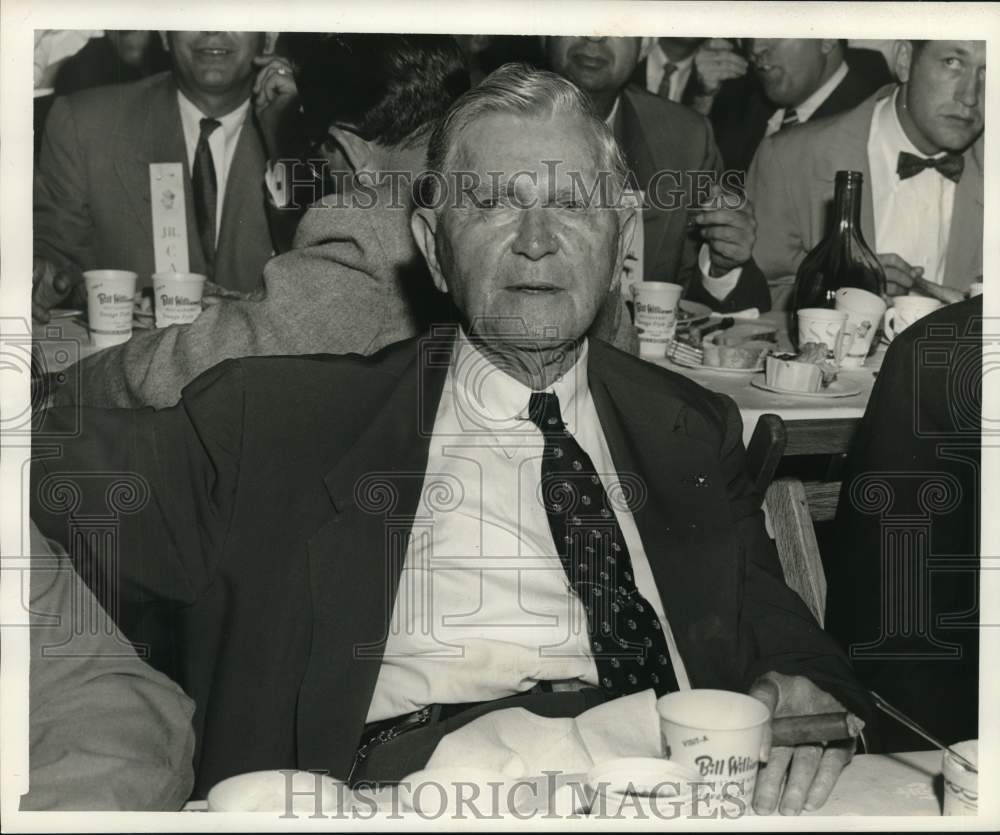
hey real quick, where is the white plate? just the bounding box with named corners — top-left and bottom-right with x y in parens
top-left (751, 375), bottom-right (862, 398)
top-left (678, 299), bottom-right (713, 319)
top-left (668, 354), bottom-right (766, 375)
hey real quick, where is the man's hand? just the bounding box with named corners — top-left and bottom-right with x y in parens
top-left (32, 256), bottom-right (81, 324)
top-left (692, 184), bottom-right (756, 275)
top-left (877, 253), bottom-right (921, 297)
top-left (693, 39), bottom-right (749, 97)
top-left (252, 54), bottom-right (298, 112)
top-left (749, 672), bottom-right (855, 815)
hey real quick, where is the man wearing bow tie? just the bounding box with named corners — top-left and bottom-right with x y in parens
top-left (748, 40), bottom-right (985, 310)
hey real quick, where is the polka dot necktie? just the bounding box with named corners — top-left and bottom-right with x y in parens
top-left (528, 391), bottom-right (679, 697)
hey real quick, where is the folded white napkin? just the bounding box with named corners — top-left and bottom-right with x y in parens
top-left (426, 689), bottom-right (662, 778)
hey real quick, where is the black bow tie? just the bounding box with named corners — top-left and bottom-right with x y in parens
top-left (896, 150), bottom-right (965, 183)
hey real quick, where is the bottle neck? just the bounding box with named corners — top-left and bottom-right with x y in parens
top-left (832, 179), bottom-right (863, 235)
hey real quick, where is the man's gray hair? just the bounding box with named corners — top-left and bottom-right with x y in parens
top-left (420, 63), bottom-right (629, 207)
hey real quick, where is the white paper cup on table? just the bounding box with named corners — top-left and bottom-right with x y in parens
top-left (657, 689), bottom-right (769, 816)
top-left (207, 769), bottom-right (348, 813)
top-left (942, 740), bottom-right (977, 815)
top-left (83, 270), bottom-right (137, 348)
top-left (883, 295), bottom-right (942, 342)
top-left (632, 281), bottom-right (683, 358)
top-left (835, 288), bottom-right (887, 368)
top-left (153, 272), bottom-right (206, 328)
top-left (796, 307), bottom-right (849, 361)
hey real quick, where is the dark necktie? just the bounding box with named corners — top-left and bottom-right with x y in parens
top-left (192, 117), bottom-right (221, 275)
top-left (896, 150), bottom-right (964, 183)
top-left (528, 391), bottom-right (679, 697)
top-left (656, 62), bottom-right (678, 100)
top-left (779, 108), bottom-right (800, 130)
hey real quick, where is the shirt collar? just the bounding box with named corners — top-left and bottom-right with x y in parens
top-left (449, 329), bottom-right (591, 457)
top-left (648, 43), bottom-right (695, 75)
top-left (790, 59), bottom-right (848, 122)
top-left (176, 89), bottom-right (250, 145)
top-left (605, 96), bottom-right (621, 128)
top-left (876, 85), bottom-right (947, 165)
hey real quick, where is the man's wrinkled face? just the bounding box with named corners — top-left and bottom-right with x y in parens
top-left (419, 110), bottom-right (629, 347)
top-left (167, 31), bottom-right (266, 95)
top-left (900, 40), bottom-right (985, 153)
top-left (547, 37), bottom-right (642, 96)
top-left (748, 38), bottom-right (831, 108)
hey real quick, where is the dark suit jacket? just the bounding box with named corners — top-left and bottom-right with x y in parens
top-left (33, 333), bottom-right (870, 797)
top-left (826, 297), bottom-right (981, 751)
top-left (710, 49), bottom-right (893, 174)
top-left (34, 71), bottom-right (275, 294)
top-left (614, 86), bottom-right (771, 313)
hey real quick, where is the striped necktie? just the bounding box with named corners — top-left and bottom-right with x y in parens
top-left (192, 117), bottom-right (221, 276)
top-left (779, 108), bottom-right (800, 130)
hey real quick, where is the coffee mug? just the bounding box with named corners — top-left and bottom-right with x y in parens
top-left (883, 295), bottom-right (942, 341)
top-left (796, 308), bottom-right (849, 362)
top-left (835, 288), bottom-right (887, 368)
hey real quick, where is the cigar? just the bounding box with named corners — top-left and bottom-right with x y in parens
top-left (770, 712), bottom-right (865, 746)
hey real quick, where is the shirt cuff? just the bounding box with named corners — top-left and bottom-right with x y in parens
top-left (264, 160), bottom-right (288, 209)
top-left (698, 243), bottom-right (743, 302)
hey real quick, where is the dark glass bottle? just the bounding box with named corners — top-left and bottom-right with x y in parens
top-left (789, 170), bottom-right (886, 348)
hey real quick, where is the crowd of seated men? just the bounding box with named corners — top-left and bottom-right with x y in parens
top-left (23, 33), bottom-right (984, 810)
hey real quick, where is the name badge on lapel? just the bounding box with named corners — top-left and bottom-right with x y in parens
top-left (149, 163), bottom-right (190, 275)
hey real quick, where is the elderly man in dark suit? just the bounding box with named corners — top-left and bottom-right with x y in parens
top-left (32, 31), bottom-right (284, 321)
top-left (749, 40), bottom-right (984, 310)
top-left (547, 36), bottom-right (771, 313)
top-left (34, 65), bottom-right (868, 813)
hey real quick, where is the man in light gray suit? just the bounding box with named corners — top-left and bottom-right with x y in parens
top-left (748, 40), bottom-right (984, 310)
top-left (52, 37), bottom-right (636, 410)
top-left (33, 31), bottom-right (280, 320)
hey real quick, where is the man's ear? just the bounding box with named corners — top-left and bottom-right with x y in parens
top-left (819, 39), bottom-right (837, 56)
top-left (262, 32), bottom-right (279, 55)
top-left (411, 208), bottom-right (449, 294)
top-left (327, 126), bottom-right (376, 175)
top-left (893, 40), bottom-right (914, 83)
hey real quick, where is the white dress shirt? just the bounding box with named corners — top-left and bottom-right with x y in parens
top-left (366, 333), bottom-right (690, 722)
top-left (645, 44), bottom-right (695, 103)
top-left (867, 87), bottom-right (956, 284)
top-left (764, 60), bottom-right (848, 137)
top-left (176, 91), bottom-right (250, 242)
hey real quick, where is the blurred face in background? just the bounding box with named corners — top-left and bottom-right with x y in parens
top-left (546, 36), bottom-right (641, 97)
top-left (107, 30), bottom-right (154, 69)
top-left (747, 38), bottom-right (839, 108)
top-left (895, 40), bottom-right (985, 154)
top-left (164, 31), bottom-right (274, 98)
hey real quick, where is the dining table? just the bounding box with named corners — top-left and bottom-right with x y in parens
top-left (180, 749), bottom-right (952, 817)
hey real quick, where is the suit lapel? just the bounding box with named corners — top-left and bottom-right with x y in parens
top-left (587, 345), bottom-right (741, 688)
top-left (944, 137), bottom-right (984, 289)
top-left (295, 333), bottom-right (452, 777)
top-left (214, 112), bottom-right (269, 288)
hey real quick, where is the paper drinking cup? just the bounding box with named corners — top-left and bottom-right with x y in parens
top-left (83, 270), bottom-right (138, 348)
top-left (795, 308), bottom-right (849, 362)
top-left (207, 769), bottom-right (348, 813)
top-left (942, 740), bottom-right (977, 816)
top-left (632, 281), bottom-right (683, 358)
top-left (153, 272), bottom-right (206, 328)
top-left (835, 288), bottom-right (887, 368)
top-left (883, 295), bottom-right (942, 342)
top-left (657, 689), bottom-right (769, 816)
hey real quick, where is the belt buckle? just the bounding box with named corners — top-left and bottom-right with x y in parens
top-left (348, 706), bottom-right (433, 784)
